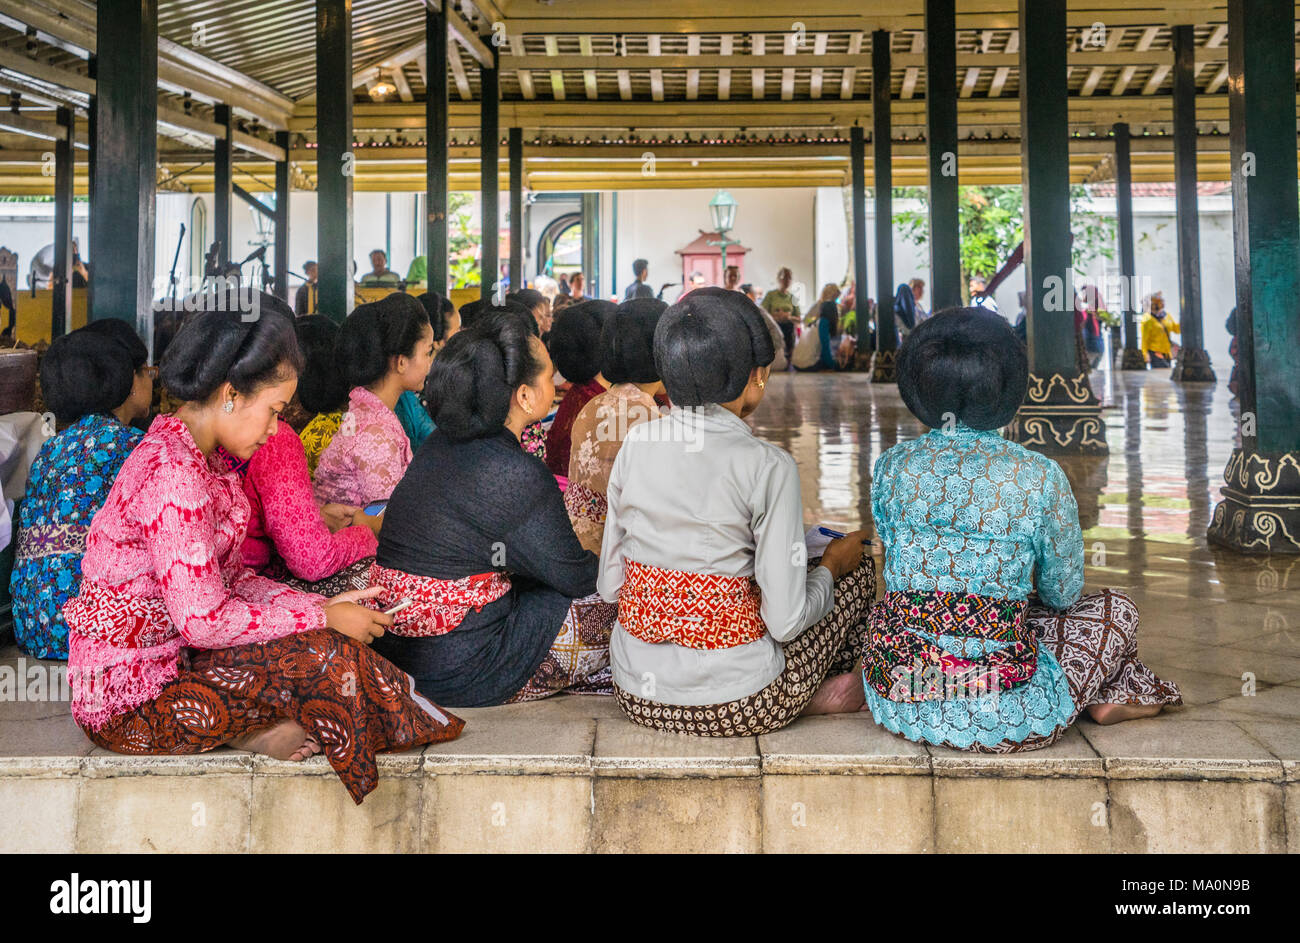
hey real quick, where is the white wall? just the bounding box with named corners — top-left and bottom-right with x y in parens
top-left (611, 187), bottom-right (816, 302)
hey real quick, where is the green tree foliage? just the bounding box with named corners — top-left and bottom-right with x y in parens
top-left (447, 192), bottom-right (481, 289)
top-left (891, 184), bottom-right (1116, 292)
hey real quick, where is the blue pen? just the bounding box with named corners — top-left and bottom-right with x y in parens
top-left (818, 526), bottom-right (872, 545)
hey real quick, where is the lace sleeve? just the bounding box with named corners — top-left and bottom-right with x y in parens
top-left (351, 416), bottom-right (411, 504)
top-left (1034, 460), bottom-right (1084, 610)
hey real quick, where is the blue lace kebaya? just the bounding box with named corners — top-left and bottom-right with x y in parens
top-left (865, 424), bottom-right (1083, 748)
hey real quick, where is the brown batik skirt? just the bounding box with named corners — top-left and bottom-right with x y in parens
top-left (264, 557), bottom-right (374, 598)
top-left (85, 629), bottom-right (465, 804)
top-left (613, 558), bottom-right (876, 737)
top-left (967, 588), bottom-right (1182, 753)
top-left (506, 592), bottom-right (619, 702)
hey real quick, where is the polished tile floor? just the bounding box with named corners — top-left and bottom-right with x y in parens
top-left (751, 367), bottom-right (1300, 731)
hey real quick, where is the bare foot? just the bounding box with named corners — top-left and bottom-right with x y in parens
top-left (1087, 702), bottom-right (1164, 726)
top-left (229, 721), bottom-right (316, 760)
top-left (801, 672), bottom-right (866, 717)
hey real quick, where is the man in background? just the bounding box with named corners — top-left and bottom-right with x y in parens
top-left (294, 260), bottom-right (318, 315)
top-left (360, 249), bottom-right (402, 288)
top-left (623, 258), bottom-right (654, 300)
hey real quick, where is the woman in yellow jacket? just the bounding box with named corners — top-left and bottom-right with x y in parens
top-left (1140, 292), bottom-right (1180, 367)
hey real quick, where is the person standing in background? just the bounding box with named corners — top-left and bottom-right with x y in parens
top-left (909, 278), bottom-right (928, 323)
top-left (724, 265), bottom-right (741, 292)
top-left (623, 259), bottom-right (654, 301)
top-left (294, 261), bottom-right (319, 316)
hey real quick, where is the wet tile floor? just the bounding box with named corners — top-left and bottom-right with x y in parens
top-left (750, 368), bottom-right (1300, 728)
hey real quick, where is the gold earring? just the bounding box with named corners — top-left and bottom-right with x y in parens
top-left (756, 378), bottom-right (766, 390)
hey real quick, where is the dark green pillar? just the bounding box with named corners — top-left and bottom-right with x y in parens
top-left (52, 106), bottom-right (74, 338)
top-left (509, 127), bottom-right (523, 290)
top-left (1006, 0), bottom-right (1107, 454)
top-left (89, 0), bottom-right (156, 339)
top-left (315, 0), bottom-right (354, 323)
top-left (1170, 25), bottom-right (1215, 382)
top-left (871, 30), bottom-right (897, 381)
top-left (581, 192), bottom-right (599, 295)
top-left (850, 125), bottom-right (871, 370)
top-left (426, 1), bottom-right (448, 296)
top-left (1114, 122), bottom-right (1145, 369)
top-left (925, 0), bottom-right (961, 311)
top-left (1208, 0), bottom-right (1300, 553)
top-left (274, 129), bottom-right (290, 302)
top-left (480, 46), bottom-right (499, 302)
top-left (213, 104), bottom-right (233, 265)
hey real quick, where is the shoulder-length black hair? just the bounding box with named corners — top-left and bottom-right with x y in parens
top-left (896, 306), bottom-right (1028, 431)
top-left (653, 286), bottom-right (775, 406)
top-left (548, 300), bottom-right (613, 384)
top-left (40, 324), bottom-right (137, 423)
top-left (294, 315), bottom-right (348, 415)
top-left (602, 298), bottom-right (666, 385)
top-left (159, 307), bottom-right (303, 403)
top-left (425, 312), bottom-right (547, 441)
top-left (336, 292), bottom-right (431, 390)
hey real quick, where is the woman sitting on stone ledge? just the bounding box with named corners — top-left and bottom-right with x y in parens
top-left (369, 312), bottom-right (617, 708)
top-left (603, 287), bottom-right (876, 737)
top-left (565, 297), bottom-right (667, 555)
top-left (862, 307), bottom-right (1181, 753)
top-left (62, 308), bottom-right (463, 805)
top-left (11, 320), bottom-right (153, 660)
top-left (313, 293), bottom-right (434, 509)
top-left (216, 306), bottom-right (381, 598)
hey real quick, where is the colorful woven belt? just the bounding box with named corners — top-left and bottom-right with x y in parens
top-left (15, 521), bottom-right (89, 562)
top-left (63, 580), bottom-right (178, 649)
top-left (618, 559), bottom-right (766, 650)
top-left (862, 589), bottom-right (1036, 702)
top-left (368, 563), bottom-right (511, 637)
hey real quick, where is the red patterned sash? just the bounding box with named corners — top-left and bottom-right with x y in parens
top-left (862, 590), bottom-right (1036, 702)
top-left (618, 559), bottom-right (766, 650)
top-left (368, 563), bottom-right (511, 637)
top-left (63, 580), bottom-right (179, 648)
top-left (563, 479), bottom-right (608, 526)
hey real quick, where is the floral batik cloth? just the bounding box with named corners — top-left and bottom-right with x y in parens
top-left (10, 412), bottom-right (143, 659)
top-left (521, 420), bottom-right (547, 462)
top-left (565, 383), bottom-right (660, 554)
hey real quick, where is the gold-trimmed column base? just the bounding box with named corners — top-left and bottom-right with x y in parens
top-left (1004, 371), bottom-right (1109, 455)
top-left (871, 349), bottom-right (897, 383)
top-left (1171, 346), bottom-right (1217, 383)
top-left (1208, 449), bottom-right (1300, 554)
top-left (1120, 347), bottom-right (1147, 370)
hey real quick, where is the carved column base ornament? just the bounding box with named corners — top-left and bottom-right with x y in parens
top-left (871, 349), bottom-right (898, 383)
top-left (1005, 372), bottom-right (1109, 455)
top-left (1171, 346), bottom-right (1217, 383)
top-left (1120, 347), bottom-right (1147, 370)
top-left (850, 348), bottom-right (874, 372)
top-left (1208, 450), bottom-right (1300, 554)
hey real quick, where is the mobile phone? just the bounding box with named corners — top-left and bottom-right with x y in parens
top-left (383, 598), bottom-right (413, 616)
top-left (364, 501), bottom-right (388, 516)
top-left (819, 526), bottom-right (871, 545)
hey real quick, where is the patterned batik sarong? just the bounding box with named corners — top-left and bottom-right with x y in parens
top-left (862, 590), bottom-right (1036, 702)
top-left (562, 479), bottom-right (608, 533)
top-left (366, 563), bottom-right (512, 637)
top-left (266, 557), bottom-right (374, 598)
top-left (85, 628), bottom-right (465, 804)
top-left (614, 559), bottom-right (875, 737)
top-left (618, 560), bottom-right (766, 650)
top-left (506, 592), bottom-right (618, 702)
top-left (864, 588), bottom-right (1183, 753)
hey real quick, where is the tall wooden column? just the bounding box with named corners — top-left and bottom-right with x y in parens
top-left (509, 127), bottom-right (523, 290)
top-left (925, 0), bottom-right (961, 311)
top-left (1208, 0), bottom-right (1300, 553)
top-left (213, 104), bottom-right (233, 265)
top-left (1006, 0), bottom-right (1107, 454)
top-left (871, 30), bottom-right (897, 381)
top-left (480, 45), bottom-right (499, 302)
top-left (273, 129), bottom-right (290, 301)
top-left (1114, 122), bottom-right (1146, 369)
top-left (1170, 25), bottom-right (1215, 382)
top-left (89, 0), bottom-right (157, 339)
top-left (426, 1), bottom-right (449, 296)
top-left (51, 106), bottom-right (74, 337)
top-left (850, 125), bottom-right (871, 370)
top-left (315, 0), bottom-right (354, 322)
